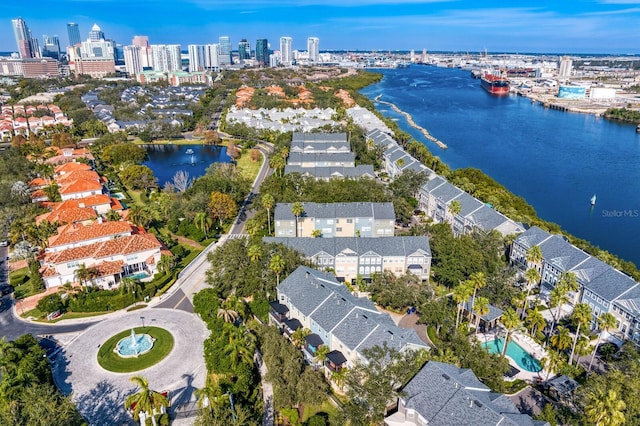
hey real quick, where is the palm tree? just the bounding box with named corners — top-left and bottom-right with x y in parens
top-left (569, 303), bottom-right (592, 365)
top-left (247, 244), bottom-right (262, 263)
top-left (74, 263), bottom-right (90, 286)
top-left (119, 277), bottom-right (137, 295)
top-left (585, 387), bottom-right (626, 426)
top-left (217, 307), bottom-right (239, 324)
top-left (525, 245), bottom-right (543, 269)
top-left (525, 305), bottom-right (546, 337)
top-left (313, 345), bottom-right (330, 369)
top-left (291, 327), bottom-right (311, 349)
top-left (195, 381), bottom-right (220, 411)
top-left (453, 281), bottom-right (473, 328)
top-left (588, 312), bottom-right (617, 373)
top-left (500, 308), bottom-right (521, 358)
top-left (468, 272), bottom-right (486, 328)
top-left (330, 367), bottom-right (348, 392)
top-left (448, 200), bottom-right (461, 217)
top-left (269, 155), bottom-right (285, 177)
top-left (124, 375), bottom-right (169, 426)
top-left (0, 337), bottom-right (19, 374)
top-left (105, 209), bottom-right (121, 221)
top-left (550, 326), bottom-right (572, 353)
top-left (158, 255), bottom-right (175, 275)
top-left (222, 325), bottom-right (255, 370)
top-left (540, 349), bottom-right (565, 381)
top-left (521, 268), bottom-right (541, 319)
top-left (549, 282), bottom-right (571, 338)
top-left (269, 254), bottom-right (285, 286)
top-left (261, 193), bottom-right (275, 235)
top-left (291, 202), bottom-right (304, 237)
top-left (474, 296), bottom-right (490, 334)
top-left (194, 212), bottom-right (209, 238)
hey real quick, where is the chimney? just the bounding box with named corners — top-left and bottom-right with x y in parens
top-left (78, 202), bottom-right (85, 208)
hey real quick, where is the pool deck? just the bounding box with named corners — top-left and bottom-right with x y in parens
top-left (478, 331), bottom-right (551, 383)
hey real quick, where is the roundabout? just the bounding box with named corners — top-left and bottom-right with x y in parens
top-left (52, 309), bottom-right (208, 425)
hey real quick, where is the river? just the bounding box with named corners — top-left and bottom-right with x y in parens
top-left (360, 65), bottom-right (640, 267)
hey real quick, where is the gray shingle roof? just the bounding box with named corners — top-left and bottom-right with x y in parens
top-left (274, 202), bottom-right (395, 221)
top-left (431, 181), bottom-right (464, 204)
top-left (466, 205), bottom-right (509, 231)
top-left (292, 132), bottom-right (348, 143)
top-left (514, 226), bottom-right (553, 250)
top-left (278, 266), bottom-right (429, 358)
top-left (284, 165), bottom-right (374, 179)
top-left (399, 361), bottom-right (547, 426)
top-left (287, 152), bottom-right (355, 164)
top-left (538, 235), bottom-right (590, 272)
top-left (263, 236), bottom-right (431, 258)
top-left (583, 266), bottom-right (638, 302)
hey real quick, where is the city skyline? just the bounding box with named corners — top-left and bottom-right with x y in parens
top-left (1, 1), bottom-right (640, 54)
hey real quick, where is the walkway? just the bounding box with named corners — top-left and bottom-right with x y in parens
top-left (397, 313), bottom-right (433, 347)
top-left (52, 309), bottom-right (208, 426)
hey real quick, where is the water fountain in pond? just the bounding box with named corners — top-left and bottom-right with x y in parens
top-left (115, 328), bottom-right (155, 358)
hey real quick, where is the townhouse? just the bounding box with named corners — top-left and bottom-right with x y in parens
top-left (284, 132), bottom-right (375, 180)
top-left (367, 128), bottom-right (524, 237)
top-left (271, 266), bottom-right (429, 371)
top-left (385, 361), bottom-right (548, 426)
top-left (264, 236), bottom-right (431, 282)
top-left (511, 226), bottom-right (640, 343)
top-left (274, 202), bottom-right (395, 238)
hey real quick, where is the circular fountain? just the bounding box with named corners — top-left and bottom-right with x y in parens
top-left (115, 328), bottom-right (155, 358)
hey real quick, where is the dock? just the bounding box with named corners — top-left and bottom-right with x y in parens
top-left (374, 95), bottom-right (448, 150)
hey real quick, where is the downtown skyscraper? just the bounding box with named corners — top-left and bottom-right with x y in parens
top-left (218, 36), bottom-right (231, 66)
top-left (12, 17), bottom-right (39, 59)
top-left (238, 39), bottom-right (251, 61)
top-left (307, 37), bottom-right (320, 62)
top-left (279, 36), bottom-right (293, 66)
top-left (255, 39), bottom-right (268, 66)
top-left (67, 23), bottom-right (81, 47)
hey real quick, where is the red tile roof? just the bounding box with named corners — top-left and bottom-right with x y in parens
top-left (42, 207), bottom-right (97, 225)
top-left (46, 234), bottom-right (163, 264)
top-left (57, 170), bottom-right (101, 184)
top-left (48, 221), bottom-right (133, 248)
top-left (54, 162), bottom-right (92, 175)
top-left (29, 177), bottom-right (49, 188)
top-left (58, 178), bottom-right (103, 195)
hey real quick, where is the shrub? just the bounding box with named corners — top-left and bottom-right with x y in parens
top-left (37, 293), bottom-right (65, 315)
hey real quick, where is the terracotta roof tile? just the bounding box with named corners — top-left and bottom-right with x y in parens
top-left (57, 170), bottom-right (100, 183)
top-left (90, 260), bottom-right (125, 277)
top-left (44, 207), bottom-right (97, 225)
top-left (46, 234), bottom-right (162, 264)
top-left (55, 162), bottom-right (92, 175)
top-left (48, 221), bottom-right (133, 248)
top-left (58, 178), bottom-right (103, 195)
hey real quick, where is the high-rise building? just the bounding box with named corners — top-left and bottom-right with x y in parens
top-left (42, 35), bottom-right (61, 60)
top-left (307, 37), bottom-right (319, 62)
top-left (238, 39), bottom-right (251, 61)
top-left (131, 36), bottom-right (152, 69)
top-left (188, 45), bottom-right (205, 72)
top-left (123, 45), bottom-right (142, 75)
top-left (204, 44), bottom-right (220, 70)
top-left (67, 23), bottom-right (81, 47)
top-left (88, 24), bottom-right (105, 42)
top-left (218, 36), bottom-right (231, 66)
top-left (256, 39), bottom-right (269, 66)
top-left (132, 36), bottom-right (150, 48)
top-left (558, 56), bottom-right (573, 78)
top-left (12, 17), bottom-right (39, 59)
top-left (279, 37), bottom-right (293, 66)
top-left (151, 44), bottom-right (182, 72)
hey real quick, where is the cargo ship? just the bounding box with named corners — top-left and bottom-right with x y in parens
top-left (481, 72), bottom-right (510, 96)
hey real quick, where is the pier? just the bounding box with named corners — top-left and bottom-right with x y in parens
top-left (374, 95), bottom-right (448, 149)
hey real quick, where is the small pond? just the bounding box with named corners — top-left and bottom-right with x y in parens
top-left (142, 144), bottom-right (231, 188)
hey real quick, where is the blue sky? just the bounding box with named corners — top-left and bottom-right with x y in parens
top-left (2, 0), bottom-right (640, 54)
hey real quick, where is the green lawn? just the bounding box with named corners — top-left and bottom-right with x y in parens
top-left (236, 149), bottom-right (263, 182)
top-left (300, 400), bottom-right (341, 424)
top-left (39, 311), bottom-right (110, 323)
top-left (10, 267), bottom-right (39, 299)
top-left (131, 137), bottom-right (205, 146)
top-left (97, 326), bottom-right (174, 373)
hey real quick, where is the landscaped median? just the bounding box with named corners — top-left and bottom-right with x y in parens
top-left (97, 326), bottom-right (174, 373)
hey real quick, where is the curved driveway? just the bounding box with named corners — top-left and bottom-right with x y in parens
top-left (52, 309), bottom-right (208, 426)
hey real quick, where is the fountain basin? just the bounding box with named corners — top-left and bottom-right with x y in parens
top-left (115, 330), bottom-right (155, 358)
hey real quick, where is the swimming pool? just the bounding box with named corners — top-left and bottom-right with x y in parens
top-left (482, 338), bottom-right (542, 373)
top-left (127, 272), bottom-right (149, 281)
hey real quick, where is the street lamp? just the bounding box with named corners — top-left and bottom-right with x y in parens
top-left (140, 316), bottom-right (145, 328)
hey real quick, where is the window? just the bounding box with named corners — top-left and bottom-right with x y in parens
top-left (347, 219), bottom-right (353, 224)
top-left (327, 220), bottom-right (334, 225)
top-left (336, 227), bottom-right (342, 232)
top-left (336, 219), bottom-right (340, 224)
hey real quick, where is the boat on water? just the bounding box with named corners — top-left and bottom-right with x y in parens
top-left (185, 148), bottom-right (194, 155)
top-left (481, 72), bottom-right (510, 96)
top-left (636, 124), bottom-right (640, 133)
top-left (591, 194), bottom-right (597, 206)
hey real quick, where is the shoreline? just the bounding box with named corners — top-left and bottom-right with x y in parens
top-left (374, 94), bottom-right (448, 149)
top-left (362, 74), bottom-right (640, 273)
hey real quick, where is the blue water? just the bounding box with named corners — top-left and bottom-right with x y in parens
top-left (128, 272), bottom-right (149, 280)
top-left (116, 333), bottom-right (154, 357)
top-left (142, 144), bottom-right (231, 188)
top-left (482, 338), bottom-right (542, 372)
top-left (361, 66), bottom-right (640, 267)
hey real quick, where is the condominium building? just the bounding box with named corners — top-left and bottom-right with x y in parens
top-left (274, 202), bottom-right (395, 238)
top-left (279, 36), bottom-right (293, 66)
top-left (151, 44), bottom-right (181, 72)
top-left (307, 37), bottom-right (320, 62)
top-left (42, 36), bottom-right (61, 60)
top-left (123, 45), bottom-right (143, 75)
top-left (132, 36), bottom-right (153, 68)
top-left (255, 39), bottom-right (269, 66)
